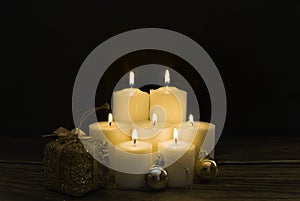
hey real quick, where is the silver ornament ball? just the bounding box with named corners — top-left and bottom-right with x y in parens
top-left (145, 166), bottom-right (168, 190)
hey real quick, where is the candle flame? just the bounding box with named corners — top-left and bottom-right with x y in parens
top-left (129, 71), bottom-right (134, 87)
top-left (152, 113), bottom-right (158, 126)
top-left (108, 113), bottom-right (113, 126)
top-left (173, 128), bottom-right (178, 144)
top-left (132, 129), bottom-right (138, 144)
top-left (165, 70), bottom-right (170, 86)
top-left (189, 114), bottom-right (194, 126)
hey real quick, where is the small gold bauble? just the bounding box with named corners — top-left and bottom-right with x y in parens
top-left (195, 158), bottom-right (218, 180)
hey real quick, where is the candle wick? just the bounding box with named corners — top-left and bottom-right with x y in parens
top-left (153, 121), bottom-right (156, 126)
top-left (133, 139), bottom-right (137, 144)
top-left (191, 122), bottom-right (193, 126)
top-left (109, 122), bottom-right (112, 126)
top-left (175, 138), bottom-right (178, 144)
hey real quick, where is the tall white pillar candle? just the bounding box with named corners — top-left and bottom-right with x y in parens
top-left (113, 88), bottom-right (149, 123)
top-left (174, 118), bottom-right (215, 156)
top-left (201, 122), bottom-right (215, 158)
top-left (150, 70), bottom-right (187, 123)
top-left (150, 86), bottom-right (186, 123)
top-left (112, 71), bottom-right (149, 123)
top-left (112, 129), bottom-right (153, 189)
top-left (157, 128), bottom-right (195, 187)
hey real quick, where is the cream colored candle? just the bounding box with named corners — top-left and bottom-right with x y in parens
top-left (157, 128), bottom-right (195, 187)
top-left (89, 113), bottom-right (131, 145)
top-left (132, 113), bottom-right (173, 151)
top-left (174, 115), bottom-right (216, 156)
top-left (150, 70), bottom-right (186, 123)
top-left (112, 71), bottom-right (149, 123)
top-left (112, 129), bottom-right (153, 188)
top-left (201, 122), bottom-right (216, 158)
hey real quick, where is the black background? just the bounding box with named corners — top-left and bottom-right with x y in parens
top-left (1, 1), bottom-right (297, 138)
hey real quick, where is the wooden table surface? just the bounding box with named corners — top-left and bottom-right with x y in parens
top-left (0, 136), bottom-right (299, 201)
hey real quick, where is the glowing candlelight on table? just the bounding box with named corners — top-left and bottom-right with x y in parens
top-left (132, 112), bottom-right (172, 151)
top-left (173, 128), bottom-right (178, 144)
top-left (108, 113), bottom-right (113, 126)
top-left (113, 129), bottom-right (152, 163)
top-left (113, 71), bottom-right (149, 123)
top-left (158, 128), bottom-right (195, 187)
top-left (150, 70), bottom-right (187, 123)
top-left (165, 69), bottom-right (170, 86)
top-left (152, 113), bottom-right (158, 126)
top-left (129, 71), bottom-right (134, 87)
top-left (112, 128), bottom-right (153, 188)
top-left (189, 114), bottom-right (194, 126)
top-left (175, 114), bottom-right (216, 157)
top-left (132, 129), bottom-right (138, 144)
top-left (89, 113), bottom-right (131, 145)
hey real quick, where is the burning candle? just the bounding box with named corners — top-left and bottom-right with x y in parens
top-left (158, 128), bottom-right (195, 187)
top-left (113, 71), bottom-right (149, 123)
top-left (129, 71), bottom-right (134, 87)
top-left (165, 69), bottom-right (170, 86)
top-left (150, 70), bottom-right (187, 123)
top-left (174, 114), bottom-right (216, 157)
top-left (112, 129), bottom-right (153, 188)
top-left (189, 114), bottom-right (194, 125)
top-left (89, 113), bottom-right (131, 145)
top-left (108, 113), bottom-right (113, 126)
top-left (132, 113), bottom-right (173, 151)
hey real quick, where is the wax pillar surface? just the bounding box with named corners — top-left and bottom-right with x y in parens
top-left (112, 141), bottom-right (153, 188)
top-left (174, 122), bottom-right (215, 156)
top-left (132, 121), bottom-right (173, 151)
top-left (113, 88), bottom-right (149, 123)
top-left (150, 87), bottom-right (186, 123)
top-left (201, 122), bottom-right (216, 158)
top-left (158, 140), bottom-right (195, 187)
top-left (89, 122), bottom-right (131, 145)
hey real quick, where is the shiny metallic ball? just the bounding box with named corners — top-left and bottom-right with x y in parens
top-left (145, 166), bottom-right (168, 190)
top-left (195, 158), bottom-right (218, 180)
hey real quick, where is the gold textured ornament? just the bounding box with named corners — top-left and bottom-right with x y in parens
top-left (195, 158), bottom-right (218, 180)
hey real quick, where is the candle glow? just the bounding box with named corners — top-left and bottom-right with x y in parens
top-left (189, 114), bottom-right (194, 126)
top-left (91, 64), bottom-right (218, 188)
top-left (165, 70), bottom-right (170, 86)
top-left (129, 71), bottom-right (134, 87)
top-left (173, 128), bottom-right (178, 144)
top-left (108, 113), bottom-right (113, 126)
top-left (132, 128), bottom-right (138, 144)
top-left (152, 113), bottom-right (158, 126)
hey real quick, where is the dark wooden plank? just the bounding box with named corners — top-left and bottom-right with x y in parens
top-left (215, 137), bottom-right (300, 161)
top-left (0, 161), bottom-right (299, 201)
top-left (1, 137), bottom-right (299, 200)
